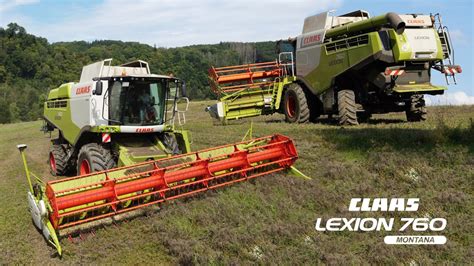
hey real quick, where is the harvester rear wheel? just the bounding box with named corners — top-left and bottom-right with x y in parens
top-left (406, 94), bottom-right (427, 122)
top-left (77, 143), bottom-right (116, 175)
top-left (337, 90), bottom-right (359, 126)
top-left (49, 142), bottom-right (68, 176)
top-left (284, 84), bottom-right (310, 123)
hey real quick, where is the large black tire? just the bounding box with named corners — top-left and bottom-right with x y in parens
top-left (337, 90), bottom-right (359, 125)
top-left (161, 133), bottom-right (181, 155)
top-left (406, 94), bottom-right (427, 122)
top-left (76, 143), bottom-right (116, 175)
top-left (283, 84), bottom-right (310, 123)
top-left (49, 141), bottom-right (68, 176)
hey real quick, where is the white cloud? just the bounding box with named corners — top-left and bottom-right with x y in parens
top-left (426, 91), bottom-right (474, 106)
top-left (448, 29), bottom-right (468, 45)
top-left (6, 0), bottom-right (342, 47)
top-left (0, 0), bottom-right (39, 12)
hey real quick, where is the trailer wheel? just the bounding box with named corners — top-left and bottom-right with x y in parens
top-left (49, 142), bottom-right (68, 176)
top-left (406, 94), bottom-right (427, 122)
top-left (284, 84), bottom-right (310, 123)
top-left (77, 143), bottom-right (116, 175)
top-left (337, 90), bottom-right (359, 125)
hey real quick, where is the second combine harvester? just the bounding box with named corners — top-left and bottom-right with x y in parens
top-left (207, 10), bottom-right (461, 125)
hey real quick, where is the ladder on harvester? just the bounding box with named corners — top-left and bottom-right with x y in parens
top-left (271, 52), bottom-right (295, 109)
top-left (432, 13), bottom-right (460, 85)
top-left (271, 77), bottom-right (281, 109)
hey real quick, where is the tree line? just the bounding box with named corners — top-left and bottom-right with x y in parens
top-left (0, 23), bottom-right (277, 123)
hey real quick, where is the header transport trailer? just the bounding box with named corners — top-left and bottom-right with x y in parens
top-left (207, 10), bottom-right (461, 125)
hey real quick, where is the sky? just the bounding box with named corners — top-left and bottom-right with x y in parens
top-left (0, 0), bottom-right (472, 105)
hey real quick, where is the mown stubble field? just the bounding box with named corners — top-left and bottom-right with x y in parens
top-left (0, 101), bottom-right (472, 264)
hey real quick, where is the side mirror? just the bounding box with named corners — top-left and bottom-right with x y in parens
top-left (94, 81), bottom-right (103, 95)
top-left (180, 81), bottom-right (187, 98)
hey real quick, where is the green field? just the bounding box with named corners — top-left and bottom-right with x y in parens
top-left (0, 101), bottom-right (472, 264)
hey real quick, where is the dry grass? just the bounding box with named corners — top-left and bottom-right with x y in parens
top-left (0, 102), bottom-right (472, 264)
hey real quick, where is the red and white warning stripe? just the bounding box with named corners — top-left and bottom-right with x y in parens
top-left (443, 67), bottom-right (460, 75)
top-left (102, 133), bottom-right (111, 143)
top-left (385, 69), bottom-right (405, 76)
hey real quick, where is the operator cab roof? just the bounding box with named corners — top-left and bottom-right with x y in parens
top-left (338, 10), bottom-right (370, 18)
top-left (80, 59), bottom-right (174, 82)
top-left (95, 74), bottom-right (175, 81)
top-left (302, 9), bottom-right (371, 34)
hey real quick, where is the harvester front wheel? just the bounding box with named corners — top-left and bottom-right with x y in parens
top-left (406, 94), bottom-right (427, 122)
top-left (77, 143), bottom-right (116, 175)
top-left (284, 84), bottom-right (310, 123)
top-left (337, 90), bottom-right (359, 126)
top-left (49, 142), bottom-right (68, 176)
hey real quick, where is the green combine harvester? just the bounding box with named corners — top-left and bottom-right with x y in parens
top-left (207, 10), bottom-right (461, 125)
top-left (19, 59), bottom-right (308, 256)
top-left (42, 59), bottom-right (191, 175)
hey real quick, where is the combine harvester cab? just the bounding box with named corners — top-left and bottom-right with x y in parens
top-left (43, 59), bottom-right (192, 175)
top-left (208, 10), bottom-right (461, 125)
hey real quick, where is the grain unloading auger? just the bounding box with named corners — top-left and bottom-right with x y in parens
top-left (18, 134), bottom-right (308, 256)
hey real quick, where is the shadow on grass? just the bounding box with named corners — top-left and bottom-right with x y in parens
top-left (265, 119), bottom-right (286, 124)
top-left (265, 117), bottom-right (406, 125)
top-left (318, 122), bottom-right (474, 154)
top-left (311, 117), bottom-right (407, 125)
top-left (366, 118), bottom-right (407, 125)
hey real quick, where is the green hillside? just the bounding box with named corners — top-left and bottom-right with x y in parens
top-left (0, 23), bottom-right (277, 123)
top-left (1, 102), bottom-right (472, 264)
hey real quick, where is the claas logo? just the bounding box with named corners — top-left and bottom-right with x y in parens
top-left (303, 34), bottom-right (321, 45)
top-left (407, 19), bottom-right (425, 24)
top-left (136, 128), bottom-right (154, 133)
top-left (76, 85), bottom-right (91, 95)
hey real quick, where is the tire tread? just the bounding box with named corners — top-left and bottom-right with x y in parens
top-left (49, 141), bottom-right (68, 176)
top-left (77, 143), bottom-right (116, 174)
top-left (284, 84), bottom-right (310, 123)
top-left (406, 94), bottom-right (427, 122)
top-left (338, 90), bottom-right (359, 125)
